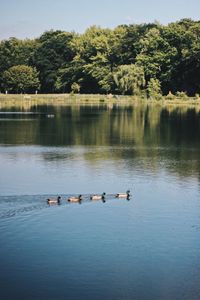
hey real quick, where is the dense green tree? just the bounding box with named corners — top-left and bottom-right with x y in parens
top-left (2, 65), bottom-right (40, 93)
top-left (0, 38), bottom-right (37, 89)
top-left (69, 26), bottom-right (115, 93)
top-left (161, 19), bottom-right (200, 95)
top-left (113, 23), bottom-right (159, 65)
top-left (136, 27), bottom-right (178, 92)
top-left (0, 19), bottom-right (199, 96)
top-left (32, 30), bottom-right (75, 93)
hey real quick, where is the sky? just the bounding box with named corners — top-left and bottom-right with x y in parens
top-left (0, 0), bottom-right (200, 40)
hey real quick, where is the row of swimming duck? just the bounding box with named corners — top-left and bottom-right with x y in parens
top-left (47, 190), bottom-right (130, 204)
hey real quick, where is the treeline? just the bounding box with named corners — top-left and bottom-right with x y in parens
top-left (0, 18), bottom-right (199, 97)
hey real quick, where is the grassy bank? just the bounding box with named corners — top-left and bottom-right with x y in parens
top-left (0, 93), bottom-right (200, 109)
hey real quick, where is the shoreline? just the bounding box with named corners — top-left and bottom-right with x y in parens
top-left (0, 93), bottom-right (200, 108)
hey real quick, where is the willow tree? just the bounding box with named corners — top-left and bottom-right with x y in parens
top-left (113, 64), bottom-right (145, 95)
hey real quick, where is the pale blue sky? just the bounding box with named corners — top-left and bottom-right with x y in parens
top-left (1, 0), bottom-right (200, 40)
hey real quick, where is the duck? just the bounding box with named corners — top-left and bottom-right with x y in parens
top-left (68, 195), bottom-right (82, 203)
top-left (115, 190), bottom-right (130, 198)
top-left (90, 192), bottom-right (106, 201)
top-left (47, 196), bottom-right (61, 204)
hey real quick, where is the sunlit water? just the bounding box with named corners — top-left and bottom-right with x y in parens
top-left (0, 103), bottom-right (200, 300)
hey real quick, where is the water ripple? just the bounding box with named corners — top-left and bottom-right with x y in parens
top-left (0, 194), bottom-right (131, 220)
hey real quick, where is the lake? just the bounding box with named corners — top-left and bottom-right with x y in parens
top-left (0, 102), bottom-right (200, 300)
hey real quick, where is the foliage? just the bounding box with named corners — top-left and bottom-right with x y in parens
top-left (165, 91), bottom-right (175, 100)
top-left (68, 26), bottom-right (116, 93)
top-left (0, 38), bottom-right (37, 89)
top-left (175, 91), bottom-right (188, 99)
top-left (136, 27), bottom-right (178, 93)
top-left (147, 78), bottom-right (162, 99)
top-left (0, 19), bottom-right (200, 96)
top-left (195, 93), bottom-right (200, 100)
top-left (2, 65), bottom-right (40, 93)
top-left (31, 30), bottom-right (75, 93)
top-left (113, 64), bottom-right (145, 95)
top-left (71, 82), bottom-right (80, 93)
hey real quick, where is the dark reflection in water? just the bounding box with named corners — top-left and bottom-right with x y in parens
top-left (0, 103), bottom-right (200, 300)
top-left (0, 104), bottom-right (200, 147)
top-left (0, 104), bottom-right (200, 180)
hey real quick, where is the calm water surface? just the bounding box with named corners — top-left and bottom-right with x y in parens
top-left (0, 103), bottom-right (200, 300)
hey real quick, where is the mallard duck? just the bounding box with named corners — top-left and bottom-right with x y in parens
top-left (47, 196), bottom-right (61, 204)
top-left (115, 190), bottom-right (130, 198)
top-left (68, 195), bottom-right (82, 203)
top-left (90, 192), bottom-right (106, 201)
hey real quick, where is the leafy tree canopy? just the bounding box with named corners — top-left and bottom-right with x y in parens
top-left (2, 65), bottom-right (40, 93)
top-left (0, 19), bottom-right (200, 96)
top-left (32, 30), bottom-right (76, 92)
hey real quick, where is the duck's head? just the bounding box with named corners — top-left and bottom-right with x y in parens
top-left (57, 196), bottom-right (61, 200)
top-left (126, 190), bottom-right (130, 195)
top-left (79, 195), bottom-right (82, 200)
top-left (102, 192), bottom-right (106, 199)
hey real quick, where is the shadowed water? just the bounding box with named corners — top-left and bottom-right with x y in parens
top-left (0, 103), bottom-right (200, 300)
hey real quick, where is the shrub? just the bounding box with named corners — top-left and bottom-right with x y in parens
top-left (175, 91), bottom-right (188, 99)
top-left (165, 91), bottom-right (175, 100)
top-left (71, 82), bottom-right (80, 94)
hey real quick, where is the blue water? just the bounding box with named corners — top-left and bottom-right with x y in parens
top-left (0, 104), bottom-right (200, 300)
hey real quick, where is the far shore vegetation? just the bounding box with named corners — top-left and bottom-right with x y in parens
top-left (0, 18), bottom-right (199, 100)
